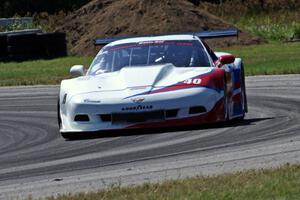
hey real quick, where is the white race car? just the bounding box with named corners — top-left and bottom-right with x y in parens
top-left (58, 29), bottom-right (247, 139)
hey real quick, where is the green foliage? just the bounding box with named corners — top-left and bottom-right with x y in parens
top-left (236, 15), bottom-right (300, 41)
top-left (203, 0), bottom-right (300, 41)
top-left (46, 164), bottom-right (300, 200)
top-left (292, 22), bottom-right (300, 38)
top-left (0, 20), bottom-right (36, 32)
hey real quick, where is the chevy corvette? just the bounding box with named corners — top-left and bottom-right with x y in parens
top-left (58, 29), bottom-right (247, 139)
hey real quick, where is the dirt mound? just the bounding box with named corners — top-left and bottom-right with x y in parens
top-left (56, 0), bottom-right (262, 56)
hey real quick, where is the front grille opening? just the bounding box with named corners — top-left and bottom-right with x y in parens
top-left (165, 109), bottom-right (179, 118)
top-left (112, 110), bottom-right (164, 124)
top-left (74, 114), bottom-right (90, 122)
top-left (189, 106), bottom-right (207, 114)
top-left (100, 114), bottom-right (112, 122)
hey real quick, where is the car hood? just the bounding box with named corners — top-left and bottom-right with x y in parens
top-left (62, 64), bottom-right (214, 98)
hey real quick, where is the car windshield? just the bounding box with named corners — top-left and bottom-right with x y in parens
top-left (88, 40), bottom-right (211, 75)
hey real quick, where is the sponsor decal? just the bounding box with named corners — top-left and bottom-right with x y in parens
top-left (131, 97), bottom-right (145, 103)
top-left (83, 99), bottom-right (101, 103)
top-left (122, 105), bottom-right (153, 111)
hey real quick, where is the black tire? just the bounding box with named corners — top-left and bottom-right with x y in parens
top-left (0, 35), bottom-right (8, 60)
top-left (7, 33), bottom-right (39, 46)
top-left (38, 32), bottom-right (67, 58)
top-left (57, 97), bottom-right (80, 140)
top-left (234, 64), bottom-right (247, 121)
top-left (7, 33), bottom-right (43, 61)
top-left (223, 75), bottom-right (229, 121)
top-left (7, 54), bottom-right (37, 62)
top-left (7, 45), bottom-right (41, 54)
top-left (57, 97), bottom-right (62, 129)
top-left (241, 64), bottom-right (248, 113)
top-left (0, 35), bottom-right (7, 51)
top-left (61, 132), bottom-right (72, 140)
top-left (57, 98), bottom-right (73, 140)
top-left (60, 132), bottom-right (84, 140)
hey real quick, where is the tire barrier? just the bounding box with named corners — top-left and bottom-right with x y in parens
top-left (0, 29), bottom-right (67, 62)
top-left (38, 32), bottom-right (67, 59)
top-left (0, 35), bottom-right (8, 61)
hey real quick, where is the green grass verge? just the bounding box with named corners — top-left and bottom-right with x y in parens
top-left (218, 42), bottom-right (300, 76)
top-left (0, 42), bottom-right (300, 86)
top-left (0, 56), bottom-right (92, 86)
top-left (47, 164), bottom-right (300, 200)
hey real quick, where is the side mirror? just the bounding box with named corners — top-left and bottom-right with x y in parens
top-left (219, 55), bottom-right (235, 65)
top-left (70, 65), bottom-right (84, 77)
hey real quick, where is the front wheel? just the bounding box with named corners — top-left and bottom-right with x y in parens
top-left (57, 97), bottom-right (62, 129)
top-left (61, 132), bottom-right (78, 140)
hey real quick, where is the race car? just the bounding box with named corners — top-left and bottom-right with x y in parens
top-left (58, 29), bottom-right (247, 139)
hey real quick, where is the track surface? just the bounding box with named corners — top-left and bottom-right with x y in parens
top-left (0, 75), bottom-right (299, 199)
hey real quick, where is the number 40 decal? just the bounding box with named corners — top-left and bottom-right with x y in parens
top-left (183, 78), bottom-right (202, 85)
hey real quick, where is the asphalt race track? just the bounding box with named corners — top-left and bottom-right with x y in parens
top-left (0, 75), bottom-right (299, 199)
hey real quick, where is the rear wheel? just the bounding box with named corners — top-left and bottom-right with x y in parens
top-left (236, 64), bottom-right (247, 121)
top-left (241, 64), bottom-right (248, 113)
top-left (223, 75), bottom-right (229, 121)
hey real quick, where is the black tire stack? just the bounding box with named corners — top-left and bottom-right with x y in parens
top-left (7, 33), bottom-right (42, 61)
top-left (0, 35), bottom-right (8, 61)
top-left (38, 32), bottom-right (67, 59)
top-left (0, 30), bottom-right (67, 62)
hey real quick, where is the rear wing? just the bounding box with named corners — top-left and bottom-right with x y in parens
top-left (95, 29), bottom-right (239, 46)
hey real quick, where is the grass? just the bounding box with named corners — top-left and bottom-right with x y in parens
top-left (46, 164), bottom-right (300, 200)
top-left (0, 42), bottom-right (300, 86)
top-left (0, 56), bottom-right (92, 86)
top-left (218, 42), bottom-right (300, 76)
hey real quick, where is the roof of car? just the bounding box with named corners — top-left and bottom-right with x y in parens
top-left (107, 35), bottom-right (199, 46)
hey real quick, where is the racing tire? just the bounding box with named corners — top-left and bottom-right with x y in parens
top-left (38, 32), bottom-right (67, 58)
top-left (57, 97), bottom-right (62, 130)
top-left (57, 98), bottom-right (82, 140)
top-left (0, 35), bottom-right (7, 52)
top-left (223, 75), bottom-right (230, 121)
top-left (7, 45), bottom-right (41, 54)
top-left (60, 132), bottom-right (84, 140)
top-left (61, 132), bottom-right (74, 140)
top-left (241, 63), bottom-right (248, 113)
top-left (235, 64), bottom-right (247, 121)
top-left (7, 33), bottom-right (39, 46)
top-left (0, 35), bottom-right (8, 61)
